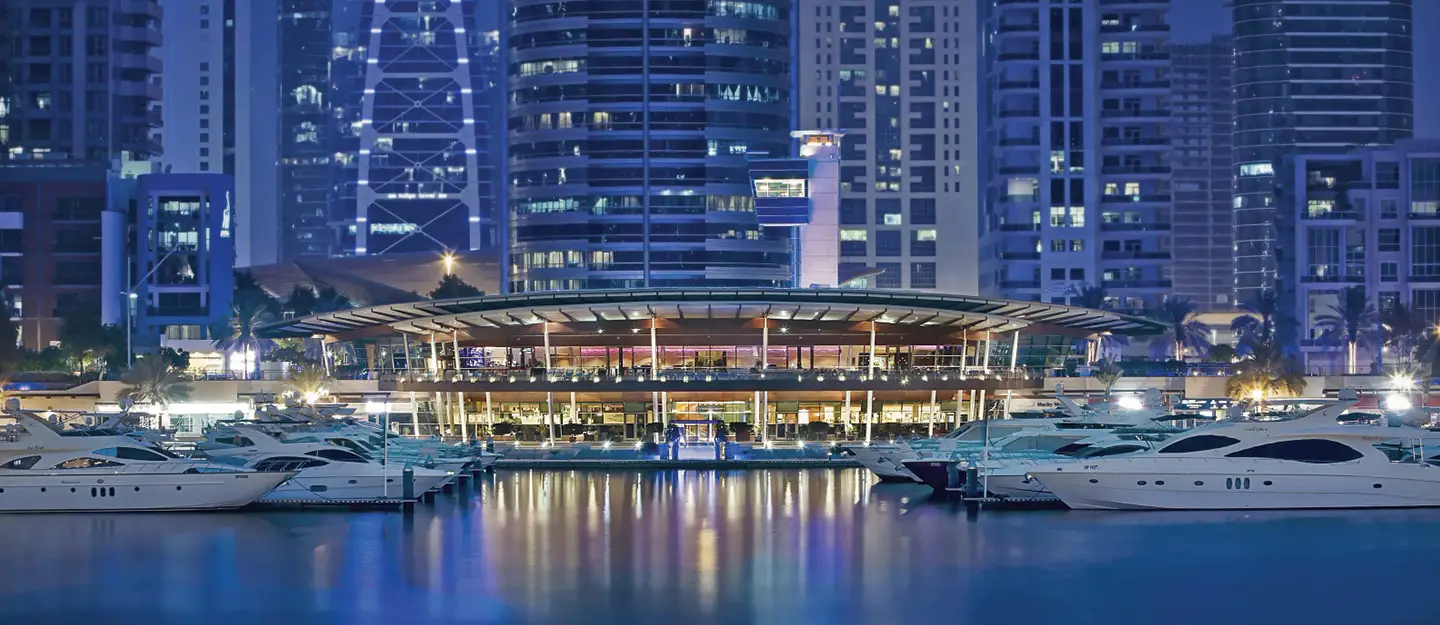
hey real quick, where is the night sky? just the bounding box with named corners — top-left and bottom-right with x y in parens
top-left (1169, 0), bottom-right (1438, 136)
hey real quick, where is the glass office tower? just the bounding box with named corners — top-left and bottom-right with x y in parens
top-left (505, 0), bottom-right (794, 292)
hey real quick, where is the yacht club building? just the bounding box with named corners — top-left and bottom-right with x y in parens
top-left (259, 289), bottom-right (1162, 441)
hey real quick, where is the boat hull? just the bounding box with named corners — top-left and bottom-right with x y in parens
top-left (0, 471), bottom-right (289, 513)
top-left (850, 446), bottom-right (920, 483)
top-left (261, 466), bottom-right (448, 503)
top-left (1037, 459), bottom-right (1440, 510)
top-left (903, 459), bottom-right (958, 492)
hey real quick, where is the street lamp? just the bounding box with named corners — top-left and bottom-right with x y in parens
top-left (442, 252), bottom-right (456, 276)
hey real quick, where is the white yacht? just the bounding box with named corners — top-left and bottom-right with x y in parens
top-left (0, 406), bottom-right (288, 512)
top-left (977, 430), bottom-right (1173, 499)
top-left (902, 391), bottom-right (1177, 491)
top-left (1035, 391), bottom-right (1440, 510)
top-left (198, 425), bottom-right (451, 502)
top-left (846, 414), bottom-right (1074, 483)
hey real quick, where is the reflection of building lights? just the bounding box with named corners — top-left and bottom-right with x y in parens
top-left (1390, 373), bottom-right (1416, 391)
top-left (1116, 395), bottom-right (1144, 410)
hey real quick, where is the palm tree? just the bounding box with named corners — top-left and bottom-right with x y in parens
top-left (119, 356), bottom-right (192, 407)
top-left (286, 367), bottom-right (332, 404)
top-left (1230, 288), bottom-right (1290, 354)
top-left (1147, 297), bottom-right (1211, 361)
top-left (214, 294), bottom-right (275, 379)
top-left (1224, 342), bottom-right (1306, 400)
top-left (313, 286), bottom-right (353, 313)
top-left (1313, 285), bottom-right (1376, 374)
top-left (1071, 284), bottom-right (1108, 310)
top-left (1381, 303), bottom-right (1428, 370)
top-left (1093, 359), bottom-right (1123, 398)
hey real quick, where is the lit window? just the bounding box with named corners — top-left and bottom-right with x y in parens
top-left (840, 229), bottom-right (868, 241)
top-left (753, 179), bottom-right (807, 198)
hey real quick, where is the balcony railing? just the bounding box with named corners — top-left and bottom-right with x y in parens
top-left (1101, 193), bottom-right (1169, 203)
top-left (1101, 280), bottom-right (1172, 289)
top-left (1100, 222), bottom-right (1171, 232)
top-left (1101, 251), bottom-right (1172, 260)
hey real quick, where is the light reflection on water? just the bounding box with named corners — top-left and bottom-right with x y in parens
top-left (3, 469), bottom-right (1440, 625)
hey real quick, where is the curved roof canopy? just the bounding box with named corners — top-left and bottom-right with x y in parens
top-left (258, 288), bottom-right (1166, 340)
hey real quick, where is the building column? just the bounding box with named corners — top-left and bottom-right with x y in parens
top-left (458, 391), bottom-right (468, 441)
top-left (753, 390), bottom-right (763, 438)
top-left (843, 390), bottom-right (852, 435)
top-left (409, 391), bottom-right (419, 437)
top-left (569, 391), bottom-right (578, 427)
top-left (429, 332), bottom-right (439, 377)
top-left (660, 391), bottom-right (669, 428)
top-left (865, 321), bottom-right (878, 444)
top-left (761, 318), bottom-right (769, 371)
top-left (981, 332), bottom-right (991, 372)
top-left (954, 390), bottom-right (962, 426)
top-left (485, 391), bottom-right (493, 427)
top-left (452, 329), bottom-right (462, 376)
top-left (402, 332), bottom-right (412, 375)
top-left (322, 340), bottom-right (331, 377)
top-left (652, 391), bottom-right (661, 438)
top-left (542, 322), bottom-right (552, 373)
top-left (977, 390), bottom-right (987, 420)
top-left (545, 391), bottom-right (555, 444)
top-left (760, 390), bottom-right (769, 443)
top-left (960, 336), bottom-right (968, 370)
top-left (1009, 329), bottom-right (1021, 372)
top-left (928, 389), bottom-right (938, 437)
top-left (650, 316), bottom-right (660, 373)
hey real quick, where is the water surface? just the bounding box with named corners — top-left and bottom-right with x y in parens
top-left (2, 469), bottom-right (1438, 625)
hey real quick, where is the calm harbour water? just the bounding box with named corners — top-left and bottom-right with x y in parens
top-left (3, 468), bottom-right (1440, 625)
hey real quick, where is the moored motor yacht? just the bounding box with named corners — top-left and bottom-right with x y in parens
top-left (1035, 391), bottom-right (1440, 510)
top-left (0, 404), bottom-right (289, 512)
top-left (199, 425), bottom-right (450, 502)
top-left (902, 391), bottom-right (1178, 492)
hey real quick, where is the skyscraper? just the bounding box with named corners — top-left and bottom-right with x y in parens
top-left (337, 0), bottom-right (497, 259)
top-left (1170, 35), bottom-right (1234, 311)
top-left (0, 0), bottom-right (163, 171)
top-left (1232, 0), bottom-right (1413, 302)
top-left (504, 0), bottom-right (794, 292)
top-left (276, 0), bottom-right (335, 260)
top-left (795, 0), bottom-right (979, 294)
top-left (980, 0), bottom-right (1172, 312)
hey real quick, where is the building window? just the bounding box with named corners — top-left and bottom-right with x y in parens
top-left (840, 199), bottom-right (866, 225)
top-left (910, 198), bottom-right (936, 224)
top-left (910, 262), bottom-right (936, 289)
top-left (1412, 227), bottom-right (1440, 279)
top-left (1381, 198), bottom-right (1399, 219)
top-left (911, 229), bottom-right (936, 256)
top-left (1379, 228), bottom-right (1400, 252)
top-left (1306, 227), bottom-right (1340, 279)
top-left (840, 229), bottom-right (868, 256)
top-left (875, 199), bottom-right (902, 225)
top-left (875, 231), bottom-right (901, 257)
top-left (875, 263), bottom-right (902, 288)
top-left (1381, 262), bottom-right (1398, 283)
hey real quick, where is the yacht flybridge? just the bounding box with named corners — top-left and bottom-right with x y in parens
top-left (1036, 390), bottom-right (1440, 510)
top-left (0, 401), bottom-right (289, 512)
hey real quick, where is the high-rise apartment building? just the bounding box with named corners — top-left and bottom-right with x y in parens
top-left (155, 0), bottom-right (228, 175)
top-left (504, 0), bottom-right (794, 292)
top-left (0, 0), bottom-right (163, 170)
top-left (795, 0), bottom-right (979, 293)
top-left (980, 0), bottom-right (1172, 312)
top-left (1232, 0), bottom-right (1413, 303)
top-left (1170, 35), bottom-right (1233, 311)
